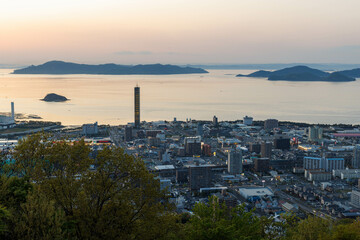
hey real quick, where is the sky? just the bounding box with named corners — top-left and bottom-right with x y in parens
top-left (1, 0), bottom-right (360, 65)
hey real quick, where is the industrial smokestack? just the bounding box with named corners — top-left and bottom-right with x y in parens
top-left (11, 102), bottom-right (14, 120)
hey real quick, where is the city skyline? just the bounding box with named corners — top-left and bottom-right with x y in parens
top-left (1, 1), bottom-right (360, 238)
top-left (2, 0), bottom-right (360, 65)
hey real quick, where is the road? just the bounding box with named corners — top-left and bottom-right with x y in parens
top-left (275, 190), bottom-right (336, 220)
top-left (108, 127), bottom-right (122, 147)
top-left (0, 125), bottom-right (62, 137)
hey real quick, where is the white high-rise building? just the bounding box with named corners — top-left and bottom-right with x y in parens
top-left (308, 126), bottom-right (323, 142)
top-left (243, 116), bottom-right (253, 125)
top-left (303, 157), bottom-right (322, 170)
top-left (303, 156), bottom-right (344, 171)
top-left (324, 157), bottom-right (344, 172)
top-left (228, 149), bottom-right (242, 175)
top-left (352, 145), bottom-right (360, 168)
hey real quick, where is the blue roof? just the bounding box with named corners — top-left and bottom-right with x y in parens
top-left (304, 157), bottom-right (321, 160)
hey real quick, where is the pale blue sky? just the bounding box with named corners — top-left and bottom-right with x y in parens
top-left (1, 0), bottom-right (360, 64)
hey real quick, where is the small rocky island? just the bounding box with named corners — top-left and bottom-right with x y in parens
top-left (41, 93), bottom-right (68, 102)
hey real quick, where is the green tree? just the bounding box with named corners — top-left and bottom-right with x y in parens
top-left (185, 196), bottom-right (263, 240)
top-left (13, 186), bottom-right (67, 240)
top-left (260, 212), bottom-right (299, 240)
top-left (332, 219), bottom-right (360, 240)
top-left (0, 205), bottom-right (10, 233)
top-left (12, 133), bottom-right (179, 239)
top-left (0, 175), bottom-right (33, 239)
top-left (75, 146), bottom-right (178, 239)
top-left (285, 216), bottom-right (332, 240)
top-left (0, 175), bottom-right (32, 211)
top-left (12, 133), bottom-right (51, 179)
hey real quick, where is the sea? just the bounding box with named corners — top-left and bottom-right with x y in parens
top-left (0, 69), bottom-right (359, 126)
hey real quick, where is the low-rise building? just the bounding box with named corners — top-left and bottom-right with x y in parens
top-left (293, 167), bottom-right (305, 174)
top-left (238, 187), bottom-right (274, 200)
top-left (160, 179), bottom-right (171, 191)
top-left (282, 202), bottom-right (298, 212)
top-left (189, 165), bottom-right (213, 191)
top-left (350, 190), bottom-right (360, 208)
top-left (308, 171), bottom-right (331, 182)
top-left (332, 169), bottom-right (360, 179)
top-left (82, 122), bottom-right (98, 135)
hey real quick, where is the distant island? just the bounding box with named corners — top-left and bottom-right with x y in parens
top-left (13, 61), bottom-right (208, 75)
top-left (236, 66), bottom-right (358, 82)
top-left (41, 93), bottom-right (68, 102)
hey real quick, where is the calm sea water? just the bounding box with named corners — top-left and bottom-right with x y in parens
top-left (0, 69), bottom-right (359, 125)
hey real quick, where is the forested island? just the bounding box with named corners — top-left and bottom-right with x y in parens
top-left (12, 61), bottom-right (208, 75)
top-left (236, 65), bottom-right (358, 82)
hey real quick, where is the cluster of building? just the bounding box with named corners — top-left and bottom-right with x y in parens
top-left (105, 87), bottom-right (360, 218)
top-left (3, 86), bottom-right (360, 220)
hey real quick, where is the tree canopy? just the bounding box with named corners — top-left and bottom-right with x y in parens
top-left (1, 133), bottom-right (178, 239)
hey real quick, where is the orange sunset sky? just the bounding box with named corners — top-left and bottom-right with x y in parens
top-left (1, 0), bottom-right (360, 65)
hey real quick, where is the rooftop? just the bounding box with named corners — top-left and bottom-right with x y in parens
top-left (154, 165), bottom-right (175, 170)
top-left (238, 187), bottom-right (274, 197)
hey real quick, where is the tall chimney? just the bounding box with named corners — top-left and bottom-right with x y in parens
top-left (11, 102), bottom-right (14, 120)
